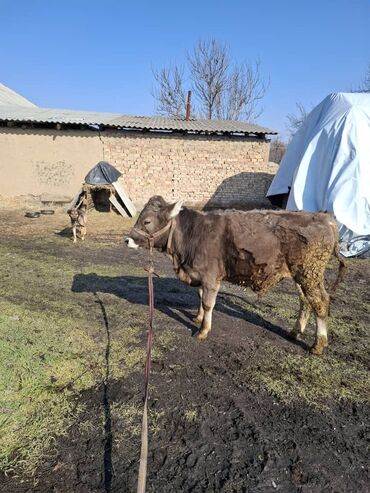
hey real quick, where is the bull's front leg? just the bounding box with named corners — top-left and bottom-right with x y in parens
top-left (72, 225), bottom-right (77, 243)
top-left (193, 287), bottom-right (204, 325)
top-left (196, 282), bottom-right (220, 341)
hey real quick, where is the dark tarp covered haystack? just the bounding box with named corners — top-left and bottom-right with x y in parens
top-left (69, 161), bottom-right (136, 217)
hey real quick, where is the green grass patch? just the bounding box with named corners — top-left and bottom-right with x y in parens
top-left (244, 344), bottom-right (370, 409)
top-left (0, 300), bottom-right (103, 474)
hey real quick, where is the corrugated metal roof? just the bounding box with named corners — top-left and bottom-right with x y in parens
top-left (0, 83), bottom-right (37, 108)
top-left (109, 114), bottom-right (276, 134)
top-left (0, 105), bottom-right (115, 125)
top-left (0, 104), bottom-right (277, 135)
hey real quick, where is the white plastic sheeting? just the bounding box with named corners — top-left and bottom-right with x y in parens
top-left (267, 93), bottom-right (370, 239)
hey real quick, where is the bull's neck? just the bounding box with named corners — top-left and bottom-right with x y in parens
top-left (168, 207), bottom-right (199, 265)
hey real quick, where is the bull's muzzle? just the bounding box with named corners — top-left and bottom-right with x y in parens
top-left (125, 237), bottom-right (139, 249)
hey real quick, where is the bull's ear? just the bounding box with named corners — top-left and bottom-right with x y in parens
top-left (167, 200), bottom-right (183, 219)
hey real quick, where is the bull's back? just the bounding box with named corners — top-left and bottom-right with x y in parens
top-left (224, 210), bottom-right (337, 291)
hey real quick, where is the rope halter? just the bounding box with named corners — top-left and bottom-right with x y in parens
top-left (132, 219), bottom-right (176, 256)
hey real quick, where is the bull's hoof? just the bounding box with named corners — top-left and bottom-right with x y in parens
top-left (193, 316), bottom-right (203, 325)
top-left (195, 331), bottom-right (208, 341)
top-left (310, 338), bottom-right (328, 355)
top-left (310, 345), bottom-right (324, 355)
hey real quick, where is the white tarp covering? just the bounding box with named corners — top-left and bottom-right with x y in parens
top-left (267, 92), bottom-right (370, 240)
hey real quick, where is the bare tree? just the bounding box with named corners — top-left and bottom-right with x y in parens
top-left (152, 65), bottom-right (187, 117)
top-left (188, 39), bottom-right (229, 119)
top-left (286, 102), bottom-right (310, 138)
top-left (152, 38), bottom-right (268, 121)
top-left (217, 61), bottom-right (268, 121)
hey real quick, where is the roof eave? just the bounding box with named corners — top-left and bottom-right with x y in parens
top-left (0, 115), bottom-right (277, 136)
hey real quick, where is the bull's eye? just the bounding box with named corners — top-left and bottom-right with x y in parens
top-left (143, 220), bottom-right (151, 226)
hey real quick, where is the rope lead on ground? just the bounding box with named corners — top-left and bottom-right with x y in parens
top-left (136, 256), bottom-right (155, 493)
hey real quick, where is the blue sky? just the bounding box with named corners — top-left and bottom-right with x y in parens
top-left (1, 0), bottom-right (369, 139)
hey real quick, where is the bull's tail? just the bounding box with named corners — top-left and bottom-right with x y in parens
top-left (329, 244), bottom-right (346, 294)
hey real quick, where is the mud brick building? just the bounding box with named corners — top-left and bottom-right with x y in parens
top-left (0, 83), bottom-right (277, 208)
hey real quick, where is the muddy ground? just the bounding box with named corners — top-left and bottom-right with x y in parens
top-left (0, 209), bottom-right (369, 493)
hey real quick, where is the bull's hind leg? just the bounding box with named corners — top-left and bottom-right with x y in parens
top-left (303, 282), bottom-right (330, 355)
top-left (193, 287), bottom-right (204, 325)
top-left (196, 282), bottom-right (220, 341)
top-left (289, 283), bottom-right (311, 340)
top-left (312, 316), bottom-right (328, 355)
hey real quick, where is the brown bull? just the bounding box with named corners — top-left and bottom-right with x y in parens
top-left (126, 196), bottom-right (345, 355)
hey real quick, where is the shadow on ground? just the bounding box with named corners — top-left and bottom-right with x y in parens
top-left (94, 293), bottom-right (113, 493)
top-left (72, 273), bottom-right (308, 350)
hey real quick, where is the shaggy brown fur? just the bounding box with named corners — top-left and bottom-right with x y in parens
top-left (67, 205), bottom-right (87, 243)
top-left (126, 196), bottom-right (346, 355)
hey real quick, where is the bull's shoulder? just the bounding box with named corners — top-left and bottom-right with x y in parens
top-left (177, 207), bottom-right (227, 246)
top-left (181, 207), bottom-right (227, 227)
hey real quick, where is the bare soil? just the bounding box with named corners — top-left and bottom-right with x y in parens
top-left (0, 210), bottom-right (369, 493)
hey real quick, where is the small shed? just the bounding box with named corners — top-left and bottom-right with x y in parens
top-left (69, 161), bottom-right (136, 217)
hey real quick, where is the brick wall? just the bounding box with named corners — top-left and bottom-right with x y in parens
top-left (102, 130), bottom-right (276, 208)
top-left (0, 126), bottom-right (277, 209)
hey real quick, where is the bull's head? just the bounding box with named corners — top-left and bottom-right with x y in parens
top-left (125, 195), bottom-right (183, 250)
